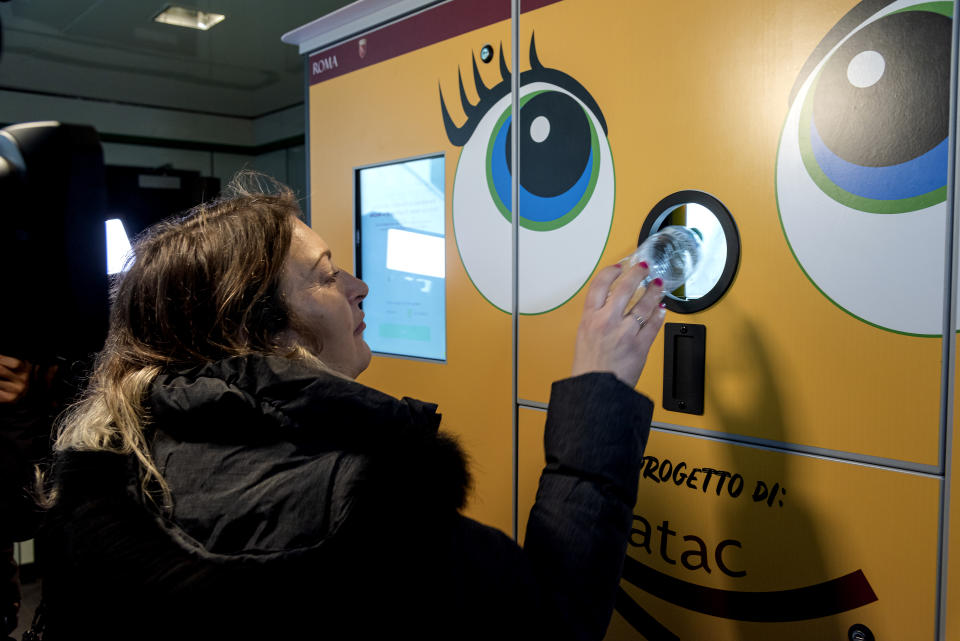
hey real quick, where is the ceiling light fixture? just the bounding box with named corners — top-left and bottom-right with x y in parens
top-left (153, 5), bottom-right (226, 31)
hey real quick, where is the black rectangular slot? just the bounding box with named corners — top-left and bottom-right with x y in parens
top-left (662, 323), bottom-right (705, 415)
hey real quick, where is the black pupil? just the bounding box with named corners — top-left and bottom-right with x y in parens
top-left (506, 92), bottom-right (591, 198)
top-left (813, 9), bottom-right (950, 166)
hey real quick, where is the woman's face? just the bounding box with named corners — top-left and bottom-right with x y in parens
top-left (279, 219), bottom-right (371, 378)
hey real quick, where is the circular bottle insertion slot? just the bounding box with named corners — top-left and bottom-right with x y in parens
top-left (637, 190), bottom-right (740, 313)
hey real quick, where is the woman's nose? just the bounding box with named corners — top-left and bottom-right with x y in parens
top-left (348, 272), bottom-right (369, 302)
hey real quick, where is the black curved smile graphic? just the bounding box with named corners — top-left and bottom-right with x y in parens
top-left (616, 557), bottom-right (877, 640)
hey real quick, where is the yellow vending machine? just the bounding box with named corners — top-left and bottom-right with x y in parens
top-left (286, 0), bottom-right (959, 638)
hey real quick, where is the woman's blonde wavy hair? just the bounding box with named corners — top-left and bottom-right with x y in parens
top-left (51, 171), bottom-right (330, 507)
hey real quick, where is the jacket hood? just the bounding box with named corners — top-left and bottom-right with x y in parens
top-left (150, 354), bottom-right (444, 444)
top-left (145, 354), bottom-right (471, 554)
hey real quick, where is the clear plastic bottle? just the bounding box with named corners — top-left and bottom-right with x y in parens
top-left (624, 225), bottom-right (703, 293)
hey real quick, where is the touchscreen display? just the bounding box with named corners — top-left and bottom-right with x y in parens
top-left (356, 155), bottom-right (446, 361)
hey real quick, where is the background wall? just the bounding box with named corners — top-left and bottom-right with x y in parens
top-left (0, 88), bottom-right (307, 201)
top-left (0, 0), bottom-right (361, 205)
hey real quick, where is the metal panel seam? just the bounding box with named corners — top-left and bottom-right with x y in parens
top-left (303, 58), bottom-right (311, 225)
top-left (937, 2), bottom-right (960, 637)
top-left (511, 0), bottom-right (521, 543)
top-left (650, 423), bottom-right (942, 478)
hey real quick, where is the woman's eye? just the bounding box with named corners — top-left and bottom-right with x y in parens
top-left (441, 36), bottom-right (615, 314)
top-left (318, 268), bottom-right (339, 285)
top-left (776, 0), bottom-right (953, 335)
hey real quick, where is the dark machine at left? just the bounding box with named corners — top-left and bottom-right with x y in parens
top-left (0, 122), bottom-right (109, 364)
top-left (0, 122), bottom-right (110, 639)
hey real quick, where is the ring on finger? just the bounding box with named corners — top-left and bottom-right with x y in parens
top-left (634, 314), bottom-right (646, 329)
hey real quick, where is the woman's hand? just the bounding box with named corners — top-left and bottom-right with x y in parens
top-left (571, 262), bottom-right (667, 388)
top-left (0, 355), bottom-right (34, 405)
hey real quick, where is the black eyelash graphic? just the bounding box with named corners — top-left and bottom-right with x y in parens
top-left (439, 33), bottom-right (608, 147)
top-left (439, 43), bottom-right (511, 146)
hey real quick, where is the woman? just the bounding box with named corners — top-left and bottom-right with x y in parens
top-left (35, 174), bottom-right (666, 641)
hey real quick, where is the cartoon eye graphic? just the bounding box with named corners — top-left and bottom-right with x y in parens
top-left (441, 36), bottom-right (615, 314)
top-left (776, 0), bottom-right (953, 335)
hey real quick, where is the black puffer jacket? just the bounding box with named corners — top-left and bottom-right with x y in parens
top-left (39, 355), bottom-right (652, 641)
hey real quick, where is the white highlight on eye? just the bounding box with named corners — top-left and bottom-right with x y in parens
top-left (847, 50), bottom-right (886, 88)
top-left (530, 115), bottom-right (550, 143)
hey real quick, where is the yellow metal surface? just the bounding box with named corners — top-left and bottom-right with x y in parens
top-left (520, 409), bottom-right (939, 640)
top-left (614, 429), bottom-right (939, 640)
top-left (947, 333), bottom-right (959, 639)
top-left (307, 12), bottom-right (516, 532)
top-left (516, 0), bottom-right (943, 466)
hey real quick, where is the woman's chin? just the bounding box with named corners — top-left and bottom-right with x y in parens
top-left (355, 342), bottom-right (372, 377)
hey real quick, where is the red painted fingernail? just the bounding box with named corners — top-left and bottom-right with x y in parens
top-left (614, 262), bottom-right (622, 268)
top-left (660, 302), bottom-right (667, 308)
top-left (653, 278), bottom-right (663, 287)
top-left (639, 261), bottom-right (649, 269)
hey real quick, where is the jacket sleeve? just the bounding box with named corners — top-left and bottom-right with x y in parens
top-left (522, 372), bottom-right (653, 641)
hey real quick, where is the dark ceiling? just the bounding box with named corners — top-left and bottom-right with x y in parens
top-left (0, 0), bottom-right (354, 118)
